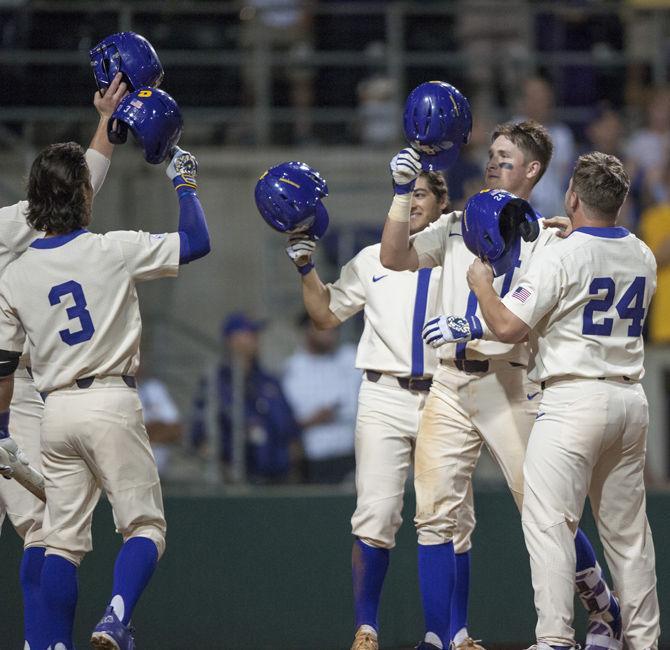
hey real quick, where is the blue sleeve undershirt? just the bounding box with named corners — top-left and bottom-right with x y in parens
top-left (174, 177), bottom-right (211, 264)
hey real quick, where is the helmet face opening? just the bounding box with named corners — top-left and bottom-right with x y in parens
top-left (462, 190), bottom-right (538, 277)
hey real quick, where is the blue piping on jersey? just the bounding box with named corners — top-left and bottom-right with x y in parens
top-left (411, 268), bottom-right (432, 377)
top-left (573, 226), bottom-right (629, 239)
top-left (30, 229), bottom-right (88, 249)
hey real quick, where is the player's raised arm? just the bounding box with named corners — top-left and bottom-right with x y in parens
top-left (88, 72), bottom-right (128, 162)
top-left (165, 147), bottom-right (211, 264)
top-left (380, 148), bottom-right (422, 271)
top-left (285, 235), bottom-right (341, 329)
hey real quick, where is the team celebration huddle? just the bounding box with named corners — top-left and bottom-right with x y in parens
top-left (0, 30), bottom-right (660, 650)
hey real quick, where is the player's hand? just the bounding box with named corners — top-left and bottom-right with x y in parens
top-left (467, 258), bottom-right (494, 291)
top-left (543, 215), bottom-right (573, 239)
top-left (389, 148), bottom-right (422, 195)
top-left (166, 147), bottom-right (198, 185)
top-left (422, 315), bottom-right (481, 348)
top-left (94, 72), bottom-right (128, 119)
top-left (0, 437), bottom-right (29, 479)
top-left (286, 234), bottom-right (316, 268)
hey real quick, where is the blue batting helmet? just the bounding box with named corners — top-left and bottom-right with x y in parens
top-left (403, 81), bottom-right (472, 172)
top-left (107, 87), bottom-right (182, 164)
top-left (90, 31), bottom-right (163, 93)
top-left (462, 189), bottom-right (539, 277)
top-left (254, 162), bottom-right (329, 239)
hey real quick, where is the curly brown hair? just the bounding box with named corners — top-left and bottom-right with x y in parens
top-left (26, 142), bottom-right (92, 234)
top-left (419, 170), bottom-right (450, 210)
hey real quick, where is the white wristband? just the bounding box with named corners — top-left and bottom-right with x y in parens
top-left (387, 193), bottom-right (411, 223)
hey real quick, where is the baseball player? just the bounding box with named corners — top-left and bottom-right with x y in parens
top-left (0, 72), bottom-right (127, 650)
top-left (465, 152), bottom-right (660, 650)
top-left (284, 170), bottom-right (479, 650)
top-left (380, 121), bottom-right (619, 650)
top-left (0, 136), bottom-right (209, 650)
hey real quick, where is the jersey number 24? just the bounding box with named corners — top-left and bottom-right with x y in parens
top-left (582, 276), bottom-right (646, 337)
top-left (49, 281), bottom-right (95, 345)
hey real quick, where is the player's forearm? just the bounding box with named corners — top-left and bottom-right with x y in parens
top-left (301, 270), bottom-right (340, 329)
top-left (380, 195), bottom-right (418, 271)
top-left (88, 115), bottom-right (115, 161)
top-left (176, 187), bottom-right (211, 264)
top-left (474, 285), bottom-right (529, 343)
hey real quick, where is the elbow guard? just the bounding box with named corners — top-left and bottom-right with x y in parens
top-left (0, 350), bottom-right (20, 377)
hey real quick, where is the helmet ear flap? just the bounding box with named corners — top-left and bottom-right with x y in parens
top-left (107, 118), bottom-right (128, 145)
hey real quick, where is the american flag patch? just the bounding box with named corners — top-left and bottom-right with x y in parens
top-left (511, 285), bottom-right (532, 303)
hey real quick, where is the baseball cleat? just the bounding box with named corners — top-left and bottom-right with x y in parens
top-left (90, 606), bottom-right (135, 650)
top-left (454, 638), bottom-right (486, 650)
top-left (350, 626), bottom-right (379, 650)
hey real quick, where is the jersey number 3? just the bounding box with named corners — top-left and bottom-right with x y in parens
top-left (49, 281), bottom-right (95, 346)
top-left (582, 276), bottom-right (646, 337)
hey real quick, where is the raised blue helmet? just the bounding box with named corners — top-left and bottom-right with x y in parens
top-left (462, 189), bottom-right (539, 277)
top-left (403, 81), bottom-right (472, 172)
top-left (90, 31), bottom-right (163, 93)
top-left (108, 87), bottom-right (182, 164)
top-left (254, 162), bottom-right (329, 239)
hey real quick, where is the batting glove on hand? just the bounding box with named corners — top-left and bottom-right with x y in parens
top-left (389, 148), bottom-right (421, 195)
top-left (0, 437), bottom-right (29, 480)
top-left (422, 315), bottom-right (483, 348)
top-left (286, 235), bottom-right (317, 275)
top-left (166, 146), bottom-right (198, 188)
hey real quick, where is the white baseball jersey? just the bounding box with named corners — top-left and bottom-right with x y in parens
top-left (328, 243), bottom-right (441, 377)
top-left (502, 226), bottom-right (657, 382)
top-left (412, 211), bottom-right (559, 364)
top-left (0, 229), bottom-right (180, 393)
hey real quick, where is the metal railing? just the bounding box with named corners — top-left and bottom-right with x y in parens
top-left (1, 1), bottom-right (668, 148)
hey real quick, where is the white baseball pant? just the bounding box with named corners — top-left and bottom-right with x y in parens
top-left (0, 369), bottom-right (46, 547)
top-left (522, 378), bottom-right (659, 650)
top-left (414, 360), bottom-right (539, 545)
top-left (40, 377), bottom-right (166, 566)
top-left (352, 375), bottom-right (475, 551)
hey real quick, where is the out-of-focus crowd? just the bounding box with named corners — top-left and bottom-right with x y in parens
top-left (140, 311), bottom-right (362, 485)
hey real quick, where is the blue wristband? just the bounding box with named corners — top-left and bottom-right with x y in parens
top-left (393, 179), bottom-right (416, 196)
top-left (297, 262), bottom-right (315, 276)
top-left (0, 410), bottom-right (10, 439)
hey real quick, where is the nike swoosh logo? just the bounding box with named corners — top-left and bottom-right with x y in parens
top-left (527, 392), bottom-right (540, 400)
top-left (449, 232), bottom-right (463, 237)
top-left (372, 275), bottom-right (388, 283)
top-left (535, 411), bottom-right (546, 420)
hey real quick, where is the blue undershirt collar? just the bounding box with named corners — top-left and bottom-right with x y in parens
top-left (573, 226), bottom-right (629, 239)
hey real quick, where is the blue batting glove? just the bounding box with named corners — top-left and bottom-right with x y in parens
top-left (422, 315), bottom-right (483, 349)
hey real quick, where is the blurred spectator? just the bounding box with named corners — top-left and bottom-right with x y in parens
top-left (355, 41), bottom-right (399, 147)
top-left (137, 367), bottom-right (183, 478)
top-left (282, 314), bottom-right (361, 484)
top-left (639, 162), bottom-right (670, 344)
top-left (191, 312), bottom-right (302, 484)
top-left (515, 76), bottom-right (577, 217)
top-left (235, 0), bottom-right (315, 144)
top-left (625, 87), bottom-right (670, 211)
top-left (583, 103), bottom-right (625, 158)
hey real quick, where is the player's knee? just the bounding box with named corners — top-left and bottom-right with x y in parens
top-left (125, 525), bottom-right (166, 560)
top-left (351, 503), bottom-right (402, 549)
